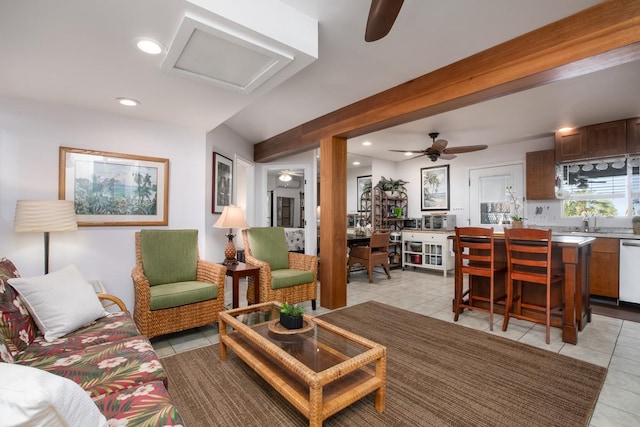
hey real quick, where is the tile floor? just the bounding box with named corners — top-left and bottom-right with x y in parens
top-left (151, 267), bottom-right (640, 426)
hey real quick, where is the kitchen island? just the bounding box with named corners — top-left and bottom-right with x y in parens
top-left (452, 233), bottom-right (595, 344)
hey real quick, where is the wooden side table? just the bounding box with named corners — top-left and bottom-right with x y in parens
top-left (223, 262), bottom-right (260, 308)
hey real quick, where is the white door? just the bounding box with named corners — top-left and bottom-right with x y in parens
top-left (469, 164), bottom-right (524, 229)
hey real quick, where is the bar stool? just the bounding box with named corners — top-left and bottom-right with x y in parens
top-left (453, 227), bottom-right (506, 331)
top-left (502, 228), bottom-right (563, 344)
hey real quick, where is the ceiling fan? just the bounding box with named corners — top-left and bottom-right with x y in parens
top-left (278, 169), bottom-right (303, 182)
top-left (389, 132), bottom-right (488, 162)
top-left (365, 0), bottom-right (404, 42)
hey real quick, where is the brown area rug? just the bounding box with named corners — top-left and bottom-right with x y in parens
top-left (162, 301), bottom-right (606, 427)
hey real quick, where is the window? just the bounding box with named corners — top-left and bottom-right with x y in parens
top-left (559, 156), bottom-right (640, 217)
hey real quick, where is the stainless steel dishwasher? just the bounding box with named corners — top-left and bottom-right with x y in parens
top-left (619, 239), bottom-right (640, 304)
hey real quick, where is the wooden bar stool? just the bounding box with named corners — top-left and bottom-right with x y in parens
top-left (502, 228), bottom-right (563, 344)
top-left (453, 227), bottom-right (506, 331)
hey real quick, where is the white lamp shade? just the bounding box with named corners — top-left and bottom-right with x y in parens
top-left (213, 205), bottom-right (248, 229)
top-left (14, 200), bottom-right (78, 232)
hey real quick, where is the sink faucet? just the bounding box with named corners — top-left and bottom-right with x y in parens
top-left (581, 212), bottom-right (589, 232)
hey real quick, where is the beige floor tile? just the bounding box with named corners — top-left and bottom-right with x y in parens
top-left (590, 402), bottom-right (640, 427)
top-left (597, 384), bottom-right (640, 416)
top-left (605, 369), bottom-right (640, 395)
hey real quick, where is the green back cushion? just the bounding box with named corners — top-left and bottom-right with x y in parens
top-left (246, 227), bottom-right (289, 270)
top-left (141, 230), bottom-right (198, 286)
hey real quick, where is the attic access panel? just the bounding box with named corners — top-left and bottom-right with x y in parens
top-left (163, 15), bottom-right (293, 94)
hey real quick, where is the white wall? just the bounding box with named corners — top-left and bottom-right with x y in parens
top-left (0, 97), bottom-right (212, 311)
top-left (205, 125), bottom-right (254, 261)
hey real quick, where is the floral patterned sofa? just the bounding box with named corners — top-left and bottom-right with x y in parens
top-left (0, 258), bottom-right (184, 426)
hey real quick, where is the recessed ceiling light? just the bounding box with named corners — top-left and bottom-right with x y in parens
top-left (353, 161), bottom-right (360, 166)
top-left (404, 152), bottom-right (413, 156)
top-left (558, 127), bottom-right (574, 132)
top-left (116, 97), bottom-right (140, 107)
top-left (362, 141), bottom-right (372, 146)
top-left (134, 37), bottom-right (166, 55)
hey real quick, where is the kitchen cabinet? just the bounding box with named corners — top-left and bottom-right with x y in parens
top-left (586, 120), bottom-right (626, 158)
top-left (526, 149), bottom-right (556, 200)
top-left (589, 237), bottom-right (619, 300)
top-left (401, 231), bottom-right (454, 277)
top-left (627, 117), bottom-right (640, 154)
top-left (555, 127), bottom-right (586, 162)
top-left (555, 119), bottom-right (627, 162)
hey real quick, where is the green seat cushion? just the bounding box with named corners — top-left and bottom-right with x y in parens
top-left (246, 227), bottom-right (289, 270)
top-left (271, 269), bottom-right (315, 290)
top-left (141, 230), bottom-right (198, 286)
top-left (149, 281), bottom-right (218, 310)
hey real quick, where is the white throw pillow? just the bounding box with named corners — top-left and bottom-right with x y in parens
top-left (8, 265), bottom-right (107, 342)
top-left (0, 363), bottom-right (108, 427)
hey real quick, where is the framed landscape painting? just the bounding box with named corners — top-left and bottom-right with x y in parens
top-left (59, 147), bottom-right (169, 226)
top-left (357, 175), bottom-right (372, 212)
top-left (212, 152), bottom-right (232, 213)
top-left (421, 165), bottom-right (450, 211)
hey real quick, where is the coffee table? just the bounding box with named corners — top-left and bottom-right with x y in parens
top-left (218, 302), bottom-right (386, 427)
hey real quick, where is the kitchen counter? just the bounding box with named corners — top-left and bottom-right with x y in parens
top-left (554, 231), bottom-right (640, 240)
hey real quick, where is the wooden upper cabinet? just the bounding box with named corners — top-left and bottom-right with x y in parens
top-left (555, 127), bottom-right (587, 162)
top-left (627, 117), bottom-right (640, 154)
top-left (586, 120), bottom-right (626, 158)
top-left (526, 149), bottom-right (556, 200)
top-left (555, 119), bottom-right (630, 162)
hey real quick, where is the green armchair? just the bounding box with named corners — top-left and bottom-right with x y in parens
top-left (242, 227), bottom-right (318, 310)
top-left (131, 230), bottom-right (226, 338)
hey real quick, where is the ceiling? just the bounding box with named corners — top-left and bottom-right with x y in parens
top-left (2, 0), bottom-right (639, 166)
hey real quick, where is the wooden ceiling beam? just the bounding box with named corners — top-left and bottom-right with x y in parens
top-left (254, 0), bottom-right (640, 163)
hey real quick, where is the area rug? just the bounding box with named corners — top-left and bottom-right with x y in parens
top-left (161, 301), bottom-right (606, 427)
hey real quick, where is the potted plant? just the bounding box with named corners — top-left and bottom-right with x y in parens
top-left (279, 302), bottom-right (305, 329)
top-left (506, 186), bottom-right (525, 228)
top-left (633, 216), bottom-right (640, 235)
top-left (375, 176), bottom-right (409, 197)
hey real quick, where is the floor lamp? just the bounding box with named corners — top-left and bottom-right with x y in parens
top-left (14, 200), bottom-right (78, 274)
top-left (213, 205), bottom-right (248, 265)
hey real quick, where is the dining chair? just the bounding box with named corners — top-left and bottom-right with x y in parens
top-left (453, 227), bottom-right (506, 331)
top-left (347, 231), bottom-right (391, 283)
top-left (503, 228), bottom-right (563, 344)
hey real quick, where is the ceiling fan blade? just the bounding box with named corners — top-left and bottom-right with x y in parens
top-left (432, 139), bottom-right (448, 152)
top-left (389, 149), bottom-right (421, 153)
top-left (442, 144), bottom-right (488, 154)
top-left (365, 0), bottom-right (404, 42)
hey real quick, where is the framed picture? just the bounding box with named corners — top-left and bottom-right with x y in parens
top-left (357, 175), bottom-right (372, 212)
top-left (59, 146), bottom-right (169, 226)
top-left (212, 152), bottom-right (233, 213)
top-left (421, 165), bottom-right (450, 211)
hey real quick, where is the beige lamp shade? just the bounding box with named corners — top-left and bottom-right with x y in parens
top-left (213, 205), bottom-right (248, 229)
top-left (14, 200), bottom-right (78, 232)
top-left (213, 205), bottom-right (248, 265)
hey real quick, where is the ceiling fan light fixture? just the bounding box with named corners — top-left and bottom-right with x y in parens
top-left (279, 173), bottom-right (292, 182)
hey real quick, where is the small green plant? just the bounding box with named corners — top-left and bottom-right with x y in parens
top-left (633, 216), bottom-right (640, 223)
top-left (280, 302), bottom-right (305, 317)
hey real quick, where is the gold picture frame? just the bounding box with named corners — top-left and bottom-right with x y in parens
top-left (59, 146), bottom-right (169, 226)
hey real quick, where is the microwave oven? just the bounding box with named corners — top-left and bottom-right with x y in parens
top-left (422, 214), bottom-right (456, 230)
top-left (403, 218), bottom-right (422, 229)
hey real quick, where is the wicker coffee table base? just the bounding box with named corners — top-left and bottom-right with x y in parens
top-left (219, 303), bottom-right (386, 427)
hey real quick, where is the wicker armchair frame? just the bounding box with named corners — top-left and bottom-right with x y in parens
top-left (132, 232), bottom-right (227, 339)
top-left (242, 229), bottom-right (318, 309)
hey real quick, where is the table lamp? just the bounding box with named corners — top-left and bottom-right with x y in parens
top-left (14, 200), bottom-right (78, 274)
top-left (213, 205), bottom-right (248, 265)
